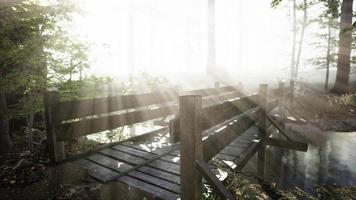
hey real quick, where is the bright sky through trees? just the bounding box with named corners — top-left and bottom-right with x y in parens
top-left (67, 0), bottom-right (304, 79)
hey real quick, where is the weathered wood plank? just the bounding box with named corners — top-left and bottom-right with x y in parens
top-left (112, 145), bottom-right (157, 159)
top-left (266, 138), bottom-right (308, 152)
top-left (85, 153), bottom-right (133, 173)
top-left (267, 99), bottom-right (279, 112)
top-left (220, 145), bottom-right (245, 156)
top-left (202, 114), bottom-right (255, 161)
top-left (202, 91), bottom-right (243, 107)
top-left (137, 166), bottom-right (181, 185)
top-left (99, 148), bottom-right (147, 165)
top-left (201, 95), bottom-right (258, 130)
top-left (58, 105), bottom-right (177, 141)
top-left (128, 170), bottom-right (180, 194)
top-left (179, 95), bottom-right (203, 200)
top-left (170, 95), bottom-right (258, 143)
top-left (44, 90), bottom-right (65, 164)
top-left (257, 84), bottom-right (267, 177)
top-left (73, 159), bottom-right (119, 182)
top-left (196, 160), bottom-right (235, 200)
top-left (117, 175), bottom-right (180, 200)
top-left (229, 141), bottom-right (253, 149)
top-left (235, 142), bottom-right (261, 171)
top-left (215, 153), bottom-right (236, 161)
top-left (147, 159), bottom-right (180, 175)
top-left (159, 154), bottom-right (180, 164)
top-left (55, 91), bottom-right (177, 122)
top-left (183, 86), bottom-right (237, 96)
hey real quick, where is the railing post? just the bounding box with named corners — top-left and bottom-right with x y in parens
top-left (257, 84), bottom-right (267, 178)
top-left (289, 80), bottom-right (294, 108)
top-left (44, 89), bottom-right (65, 164)
top-left (279, 82), bottom-right (286, 129)
top-left (179, 95), bottom-right (203, 200)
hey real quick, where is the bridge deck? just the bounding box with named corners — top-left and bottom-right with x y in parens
top-left (71, 125), bottom-right (261, 200)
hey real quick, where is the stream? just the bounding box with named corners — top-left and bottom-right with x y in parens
top-left (265, 128), bottom-right (356, 194)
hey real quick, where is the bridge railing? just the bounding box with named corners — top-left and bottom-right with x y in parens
top-left (179, 83), bottom-right (308, 200)
top-left (43, 85), bottom-right (244, 164)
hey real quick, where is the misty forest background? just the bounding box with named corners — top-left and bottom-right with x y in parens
top-left (0, 0), bottom-right (355, 155)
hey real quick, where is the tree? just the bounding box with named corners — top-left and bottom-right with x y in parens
top-left (309, 0), bottom-right (339, 90)
top-left (0, 0), bottom-right (76, 153)
top-left (332, 0), bottom-right (354, 93)
top-left (207, 0), bottom-right (216, 76)
top-left (294, 0), bottom-right (308, 79)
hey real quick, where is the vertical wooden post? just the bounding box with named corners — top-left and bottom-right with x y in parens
top-left (289, 80), bottom-right (294, 108)
top-left (44, 90), bottom-right (65, 164)
top-left (179, 95), bottom-right (203, 200)
top-left (279, 82), bottom-right (286, 130)
top-left (257, 84), bottom-right (267, 178)
top-left (169, 118), bottom-right (180, 143)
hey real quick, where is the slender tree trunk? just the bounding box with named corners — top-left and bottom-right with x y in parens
top-left (207, 0), bottom-right (216, 75)
top-left (291, 0), bottom-right (297, 80)
top-left (332, 0), bottom-right (353, 93)
top-left (128, 1), bottom-right (134, 75)
top-left (294, 0), bottom-right (308, 79)
top-left (0, 70), bottom-right (12, 153)
top-left (325, 19), bottom-right (332, 91)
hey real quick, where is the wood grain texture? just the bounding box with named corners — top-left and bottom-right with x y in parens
top-left (57, 105), bottom-right (177, 141)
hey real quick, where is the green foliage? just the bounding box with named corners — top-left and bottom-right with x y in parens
top-left (271, 0), bottom-right (283, 8)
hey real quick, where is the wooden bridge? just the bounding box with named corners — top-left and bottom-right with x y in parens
top-left (44, 82), bottom-right (308, 200)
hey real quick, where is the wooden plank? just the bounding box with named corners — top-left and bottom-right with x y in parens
top-left (195, 160), bottom-right (235, 200)
top-left (179, 95), bottom-right (203, 200)
top-left (112, 145), bottom-right (157, 159)
top-left (266, 138), bottom-right (308, 152)
top-left (147, 159), bottom-right (180, 175)
top-left (170, 95), bottom-right (258, 143)
top-left (220, 146), bottom-right (245, 156)
top-left (202, 113), bottom-right (255, 161)
top-left (229, 141), bottom-right (253, 149)
top-left (201, 94), bottom-right (258, 130)
top-left (137, 166), bottom-right (181, 185)
top-left (99, 148), bottom-right (147, 165)
top-left (44, 90), bottom-right (65, 164)
top-left (55, 91), bottom-right (177, 122)
top-left (235, 142), bottom-right (261, 171)
top-left (85, 153), bottom-right (133, 173)
top-left (159, 154), bottom-right (180, 164)
top-left (117, 175), bottom-right (180, 200)
top-left (257, 84), bottom-right (267, 178)
top-left (202, 91), bottom-right (242, 107)
top-left (128, 170), bottom-right (180, 194)
top-left (73, 159), bottom-right (119, 182)
top-left (215, 153), bottom-right (236, 161)
top-left (183, 86), bottom-right (237, 96)
top-left (58, 105), bottom-right (177, 141)
top-left (267, 99), bottom-right (279, 113)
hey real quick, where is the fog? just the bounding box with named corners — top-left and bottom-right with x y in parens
top-left (66, 0), bottom-right (355, 89)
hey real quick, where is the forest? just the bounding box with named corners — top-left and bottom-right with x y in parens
top-left (0, 0), bottom-right (355, 199)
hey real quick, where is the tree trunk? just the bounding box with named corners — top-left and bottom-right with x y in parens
top-left (207, 0), bottom-right (216, 75)
top-left (294, 0), bottom-right (307, 80)
top-left (332, 0), bottom-right (353, 93)
top-left (291, 0), bottom-right (297, 80)
top-left (0, 71), bottom-right (12, 153)
top-left (325, 19), bottom-right (331, 91)
top-left (128, 1), bottom-right (134, 75)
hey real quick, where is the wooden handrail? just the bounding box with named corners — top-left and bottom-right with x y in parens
top-left (195, 159), bottom-right (235, 200)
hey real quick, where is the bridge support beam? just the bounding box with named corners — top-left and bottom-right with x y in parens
top-left (257, 84), bottom-right (267, 178)
top-left (179, 95), bottom-right (203, 200)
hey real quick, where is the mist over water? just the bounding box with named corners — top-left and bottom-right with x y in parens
top-left (265, 131), bottom-right (356, 194)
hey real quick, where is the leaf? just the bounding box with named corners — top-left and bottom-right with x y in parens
top-left (271, 0), bottom-right (283, 8)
